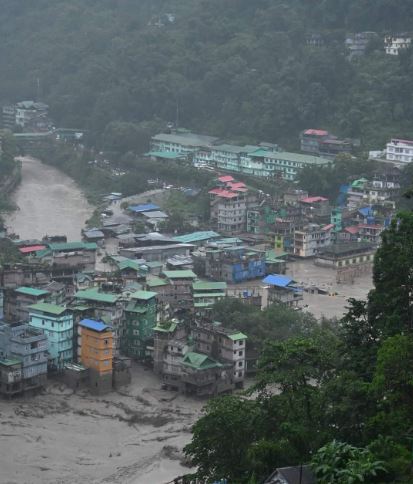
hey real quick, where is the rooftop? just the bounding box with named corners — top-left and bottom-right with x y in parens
top-left (152, 131), bottom-right (219, 147)
top-left (74, 288), bottom-right (119, 304)
top-left (19, 245), bottom-right (46, 254)
top-left (251, 149), bottom-right (330, 165)
top-left (127, 203), bottom-right (160, 213)
top-left (193, 281), bottom-right (227, 291)
top-left (130, 290), bottom-right (158, 301)
top-left (262, 274), bottom-right (294, 288)
top-left (227, 332), bottom-right (248, 342)
top-left (79, 319), bottom-right (112, 333)
top-left (15, 287), bottom-right (49, 297)
top-left (173, 231), bottom-right (220, 244)
top-left (163, 270), bottom-right (197, 279)
top-left (145, 151), bottom-right (186, 159)
top-left (181, 352), bottom-right (222, 370)
top-left (29, 302), bottom-right (67, 316)
top-left (48, 241), bottom-right (98, 251)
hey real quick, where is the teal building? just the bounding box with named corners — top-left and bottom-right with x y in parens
top-left (29, 303), bottom-right (74, 370)
top-left (121, 291), bottom-right (157, 360)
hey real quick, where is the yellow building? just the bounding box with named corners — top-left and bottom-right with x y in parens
top-left (78, 319), bottom-right (113, 376)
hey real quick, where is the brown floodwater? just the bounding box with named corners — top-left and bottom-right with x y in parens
top-left (5, 156), bottom-right (93, 241)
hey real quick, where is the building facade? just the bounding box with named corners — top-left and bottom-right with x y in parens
top-left (386, 138), bottom-right (413, 164)
top-left (29, 303), bottom-right (73, 370)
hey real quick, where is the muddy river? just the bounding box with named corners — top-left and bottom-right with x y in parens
top-left (5, 157), bottom-right (93, 241)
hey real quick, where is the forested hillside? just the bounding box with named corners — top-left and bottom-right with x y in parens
top-left (2, 0), bottom-right (413, 149)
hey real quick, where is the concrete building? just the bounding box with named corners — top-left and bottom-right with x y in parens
top-left (29, 303), bottom-right (73, 371)
top-left (14, 101), bottom-right (49, 131)
top-left (293, 224), bottom-right (333, 257)
top-left (192, 281), bottom-right (227, 312)
top-left (205, 246), bottom-right (266, 283)
top-left (74, 289), bottom-right (123, 355)
top-left (150, 130), bottom-right (219, 157)
top-left (0, 322), bottom-right (48, 392)
top-left (384, 36), bottom-right (412, 55)
top-left (300, 129), bottom-right (353, 160)
top-left (0, 358), bottom-right (23, 398)
top-left (121, 290), bottom-right (157, 360)
top-left (386, 138), bottom-right (413, 164)
top-left (314, 242), bottom-right (375, 269)
top-left (261, 274), bottom-right (303, 308)
top-left (78, 319), bottom-right (113, 395)
top-left (3, 286), bottom-right (49, 323)
top-left (161, 270), bottom-right (197, 311)
top-left (2, 105), bottom-right (16, 129)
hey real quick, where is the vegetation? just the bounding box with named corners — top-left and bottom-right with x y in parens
top-left (2, 2), bottom-right (413, 151)
top-left (184, 211), bottom-right (413, 483)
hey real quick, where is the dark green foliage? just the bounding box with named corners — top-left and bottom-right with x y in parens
top-left (2, 2), bottom-right (413, 148)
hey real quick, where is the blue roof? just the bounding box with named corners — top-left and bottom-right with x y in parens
top-left (262, 274), bottom-right (294, 287)
top-left (358, 206), bottom-right (373, 217)
top-left (128, 203), bottom-right (160, 213)
top-left (79, 319), bottom-right (112, 332)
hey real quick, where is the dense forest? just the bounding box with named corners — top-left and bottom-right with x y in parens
top-left (1, 1), bottom-right (413, 150)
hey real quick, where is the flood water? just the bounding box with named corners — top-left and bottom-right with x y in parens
top-left (5, 157), bottom-right (93, 241)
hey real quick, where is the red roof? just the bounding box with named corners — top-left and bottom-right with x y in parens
top-left (303, 129), bottom-right (329, 136)
top-left (227, 181), bottom-right (248, 192)
top-left (208, 188), bottom-right (238, 199)
top-left (300, 196), bottom-right (328, 204)
top-left (322, 224), bottom-right (334, 231)
top-left (344, 226), bottom-right (360, 235)
top-left (218, 175), bottom-right (234, 183)
top-left (19, 245), bottom-right (46, 254)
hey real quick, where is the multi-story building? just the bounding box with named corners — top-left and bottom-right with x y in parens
top-left (150, 130), bottom-right (219, 157)
top-left (121, 290), bottom-right (157, 360)
top-left (73, 288), bottom-right (123, 355)
top-left (314, 242), bottom-right (375, 269)
top-left (299, 196), bottom-right (330, 220)
top-left (205, 246), bottom-right (266, 283)
top-left (29, 303), bottom-right (73, 370)
top-left (248, 149), bottom-right (330, 180)
top-left (192, 281), bottom-right (227, 312)
top-left (261, 274), bottom-right (303, 308)
top-left (247, 204), bottom-right (277, 235)
top-left (160, 270), bottom-right (197, 311)
top-left (0, 322), bottom-right (48, 392)
top-left (384, 36), bottom-right (412, 55)
top-left (3, 286), bottom-right (49, 323)
top-left (14, 101), bottom-right (49, 131)
top-left (78, 319), bottom-right (113, 394)
top-left (0, 358), bottom-right (23, 398)
top-left (386, 138), bottom-right (413, 164)
top-left (2, 105), bottom-right (16, 129)
top-left (300, 129), bottom-right (354, 160)
top-left (293, 223), bottom-right (333, 257)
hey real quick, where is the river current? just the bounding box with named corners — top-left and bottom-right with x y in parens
top-left (5, 157), bottom-right (93, 241)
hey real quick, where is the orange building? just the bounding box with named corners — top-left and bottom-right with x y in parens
top-left (78, 319), bottom-right (113, 376)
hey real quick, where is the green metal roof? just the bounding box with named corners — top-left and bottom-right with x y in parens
top-left (194, 302), bottom-right (214, 308)
top-left (163, 270), bottom-right (196, 279)
top-left (193, 281), bottom-right (227, 291)
top-left (193, 292), bottom-right (225, 298)
top-left (144, 261), bottom-right (164, 268)
top-left (228, 332), bottom-right (248, 341)
top-left (173, 231), bottom-right (220, 244)
top-left (146, 276), bottom-right (168, 287)
top-left (154, 322), bottom-right (177, 333)
top-left (251, 149), bottom-right (330, 165)
top-left (74, 288), bottom-right (119, 304)
top-left (182, 352), bottom-right (222, 370)
top-left (145, 151), bottom-right (186, 159)
top-left (130, 290), bottom-right (157, 301)
top-left (0, 358), bottom-right (22, 367)
top-left (48, 242), bottom-right (98, 251)
top-left (15, 287), bottom-right (49, 297)
top-left (29, 302), bottom-right (67, 315)
top-left (33, 248), bottom-right (52, 258)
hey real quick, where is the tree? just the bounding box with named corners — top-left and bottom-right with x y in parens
top-left (311, 440), bottom-right (386, 484)
top-left (369, 211), bottom-right (413, 336)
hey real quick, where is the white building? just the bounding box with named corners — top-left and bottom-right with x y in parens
top-left (293, 224), bottom-right (333, 258)
top-left (150, 131), bottom-right (219, 156)
top-left (384, 36), bottom-right (411, 55)
top-left (386, 138), bottom-right (413, 164)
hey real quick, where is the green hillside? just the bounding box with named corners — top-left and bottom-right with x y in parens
top-left (1, 0), bottom-right (413, 149)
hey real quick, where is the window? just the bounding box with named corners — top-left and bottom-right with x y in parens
top-left (238, 361), bottom-right (243, 367)
top-left (104, 339), bottom-right (109, 345)
top-left (239, 351), bottom-right (243, 357)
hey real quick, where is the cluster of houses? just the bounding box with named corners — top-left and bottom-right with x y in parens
top-left (307, 31), bottom-right (412, 58)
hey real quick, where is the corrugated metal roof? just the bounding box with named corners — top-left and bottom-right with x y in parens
top-left (262, 274), bottom-right (294, 287)
top-left (173, 231), bottom-right (220, 244)
top-left (193, 281), bottom-right (227, 291)
top-left (130, 290), bottom-right (157, 301)
top-left (163, 270), bottom-right (196, 279)
top-left (19, 245), bottom-right (46, 254)
top-left (79, 319), bottom-right (112, 332)
top-left (182, 352), bottom-right (222, 369)
top-left (15, 287), bottom-right (49, 297)
top-left (48, 242), bottom-right (98, 251)
top-left (127, 203), bottom-right (160, 213)
top-left (29, 302), bottom-right (67, 315)
top-left (228, 332), bottom-right (248, 341)
top-left (74, 289), bottom-right (119, 304)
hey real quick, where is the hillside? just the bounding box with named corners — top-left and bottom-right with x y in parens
top-left (1, 0), bottom-right (413, 149)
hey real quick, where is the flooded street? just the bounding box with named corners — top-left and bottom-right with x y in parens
top-left (5, 157), bottom-right (93, 241)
